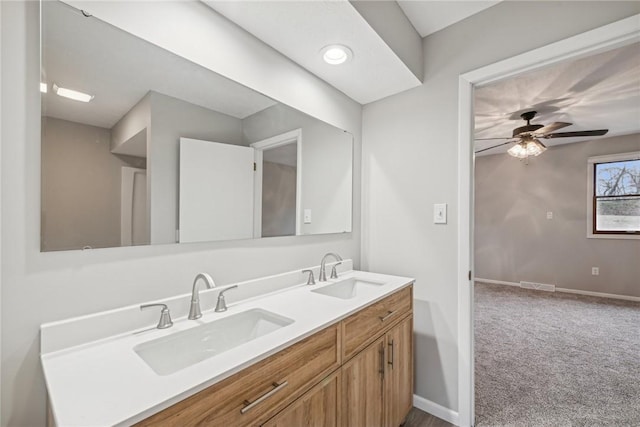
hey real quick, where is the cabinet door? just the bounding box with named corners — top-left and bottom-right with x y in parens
top-left (342, 337), bottom-right (385, 427)
top-left (263, 371), bottom-right (340, 427)
top-left (385, 315), bottom-right (413, 427)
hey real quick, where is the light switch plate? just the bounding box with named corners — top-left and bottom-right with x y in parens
top-left (434, 203), bottom-right (447, 224)
top-left (304, 209), bottom-right (312, 224)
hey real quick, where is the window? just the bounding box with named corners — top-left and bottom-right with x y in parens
top-left (587, 152), bottom-right (640, 238)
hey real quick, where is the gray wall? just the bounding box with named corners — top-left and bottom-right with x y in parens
top-left (0, 2), bottom-right (361, 426)
top-left (361, 1), bottom-right (640, 412)
top-left (243, 104), bottom-right (353, 235)
top-left (262, 161), bottom-right (297, 238)
top-left (41, 117), bottom-right (141, 251)
top-left (475, 134), bottom-right (640, 297)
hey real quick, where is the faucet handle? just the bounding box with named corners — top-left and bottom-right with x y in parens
top-left (215, 285), bottom-right (238, 312)
top-left (140, 303), bottom-right (173, 329)
top-left (330, 262), bottom-right (342, 279)
top-left (302, 269), bottom-right (316, 285)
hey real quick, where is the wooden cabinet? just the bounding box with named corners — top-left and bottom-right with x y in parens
top-left (341, 314), bottom-right (413, 427)
top-left (385, 315), bottom-right (414, 427)
top-left (263, 371), bottom-right (341, 427)
top-left (138, 284), bottom-right (413, 427)
top-left (342, 337), bottom-right (385, 427)
top-left (136, 324), bottom-right (340, 427)
top-left (342, 286), bottom-right (412, 360)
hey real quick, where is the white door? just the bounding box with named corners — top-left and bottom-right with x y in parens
top-left (179, 138), bottom-right (254, 243)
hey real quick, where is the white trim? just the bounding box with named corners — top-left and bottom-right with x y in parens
top-left (251, 129), bottom-right (302, 238)
top-left (474, 278), bottom-right (519, 287)
top-left (456, 74), bottom-right (474, 427)
top-left (120, 167), bottom-right (146, 246)
top-left (586, 151), bottom-right (640, 239)
top-left (475, 278), bottom-right (640, 302)
top-left (458, 13), bottom-right (640, 427)
top-left (0, 3), bottom-right (3, 421)
top-left (556, 287), bottom-right (640, 303)
top-left (587, 151), bottom-right (640, 165)
top-left (413, 395), bottom-right (460, 426)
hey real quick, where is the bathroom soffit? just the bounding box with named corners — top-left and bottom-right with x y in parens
top-left (203, 1), bottom-right (504, 105)
top-left (474, 42), bottom-right (640, 155)
top-left (396, 1), bottom-right (502, 38)
top-left (203, 1), bottom-right (424, 105)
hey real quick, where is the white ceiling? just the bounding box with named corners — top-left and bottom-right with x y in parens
top-left (203, 1), bottom-right (503, 105)
top-left (397, 0), bottom-right (501, 38)
top-left (474, 42), bottom-right (640, 155)
top-left (43, 1), bottom-right (276, 129)
top-left (44, 0), bottom-right (505, 124)
top-left (204, 1), bottom-right (423, 105)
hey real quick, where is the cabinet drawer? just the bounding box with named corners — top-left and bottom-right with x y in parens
top-left (262, 371), bottom-right (341, 427)
top-left (136, 324), bottom-right (340, 427)
top-left (341, 286), bottom-right (412, 360)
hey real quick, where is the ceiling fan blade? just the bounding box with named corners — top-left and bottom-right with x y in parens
top-left (533, 121), bottom-right (572, 135)
top-left (546, 129), bottom-right (609, 138)
top-left (474, 140), bottom-right (516, 154)
top-left (474, 137), bottom-right (512, 141)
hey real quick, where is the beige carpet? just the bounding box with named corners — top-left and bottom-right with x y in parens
top-left (474, 282), bottom-right (640, 427)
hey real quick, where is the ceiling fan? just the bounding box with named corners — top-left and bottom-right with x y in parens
top-left (475, 111), bottom-right (609, 158)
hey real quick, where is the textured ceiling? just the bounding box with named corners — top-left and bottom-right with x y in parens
top-left (474, 42), bottom-right (640, 155)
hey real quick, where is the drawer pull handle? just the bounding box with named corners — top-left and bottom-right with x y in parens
top-left (240, 381), bottom-right (288, 414)
top-left (379, 310), bottom-right (395, 322)
top-left (388, 339), bottom-right (395, 368)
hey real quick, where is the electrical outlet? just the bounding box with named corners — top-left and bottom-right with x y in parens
top-left (546, 211), bottom-right (553, 220)
top-left (592, 267), bottom-right (599, 276)
top-left (304, 209), bottom-right (312, 224)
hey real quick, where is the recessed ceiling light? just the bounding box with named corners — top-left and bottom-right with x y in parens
top-left (40, 82), bottom-right (48, 93)
top-left (53, 83), bottom-right (94, 102)
top-left (321, 44), bottom-right (353, 65)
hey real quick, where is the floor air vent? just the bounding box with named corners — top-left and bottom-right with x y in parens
top-left (520, 281), bottom-right (555, 292)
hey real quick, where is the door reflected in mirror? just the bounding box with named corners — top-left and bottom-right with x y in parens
top-left (40, 0), bottom-right (353, 252)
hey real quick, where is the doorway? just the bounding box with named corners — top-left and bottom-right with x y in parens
top-left (251, 129), bottom-right (302, 238)
top-left (456, 14), bottom-right (640, 427)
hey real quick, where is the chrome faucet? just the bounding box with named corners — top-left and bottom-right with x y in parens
top-left (140, 303), bottom-right (173, 329)
top-left (302, 269), bottom-right (316, 285)
top-left (319, 252), bottom-right (343, 282)
top-left (188, 273), bottom-right (216, 320)
top-left (215, 285), bottom-right (238, 312)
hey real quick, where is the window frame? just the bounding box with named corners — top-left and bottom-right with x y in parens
top-left (587, 151), bottom-right (640, 239)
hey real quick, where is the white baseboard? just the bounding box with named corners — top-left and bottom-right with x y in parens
top-left (555, 287), bottom-right (640, 302)
top-left (474, 278), bottom-right (519, 287)
top-left (475, 278), bottom-right (640, 302)
top-left (413, 394), bottom-right (459, 426)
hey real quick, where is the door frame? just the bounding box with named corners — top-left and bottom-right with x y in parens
top-left (456, 14), bottom-right (640, 427)
top-left (120, 166), bottom-right (147, 246)
top-left (250, 128), bottom-right (302, 238)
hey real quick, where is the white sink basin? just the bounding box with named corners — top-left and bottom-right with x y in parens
top-left (312, 277), bottom-right (385, 300)
top-left (134, 308), bottom-right (294, 375)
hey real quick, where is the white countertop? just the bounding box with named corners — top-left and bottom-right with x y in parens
top-left (41, 269), bottom-right (413, 426)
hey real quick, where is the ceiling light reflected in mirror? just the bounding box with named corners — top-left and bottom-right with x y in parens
top-left (53, 83), bottom-right (94, 102)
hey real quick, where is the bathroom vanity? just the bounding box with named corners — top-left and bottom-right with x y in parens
top-left (41, 263), bottom-right (414, 426)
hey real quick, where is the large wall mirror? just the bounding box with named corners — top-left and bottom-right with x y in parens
top-left (40, 1), bottom-right (353, 252)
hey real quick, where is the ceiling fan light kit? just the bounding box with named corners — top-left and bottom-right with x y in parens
top-left (507, 137), bottom-right (547, 159)
top-left (475, 110), bottom-right (608, 158)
